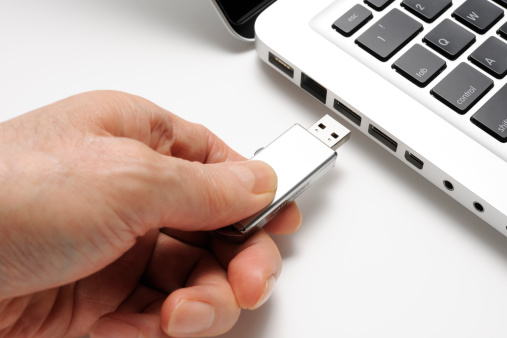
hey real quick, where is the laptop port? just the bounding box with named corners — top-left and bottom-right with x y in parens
top-left (443, 180), bottom-right (454, 191)
top-left (334, 99), bottom-right (362, 126)
top-left (368, 124), bottom-right (398, 152)
top-left (268, 52), bottom-right (294, 78)
top-left (404, 151), bottom-right (424, 169)
top-left (474, 202), bottom-right (484, 213)
top-left (301, 73), bottom-right (327, 104)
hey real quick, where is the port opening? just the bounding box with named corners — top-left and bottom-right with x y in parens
top-left (268, 52), bottom-right (294, 78)
top-left (473, 202), bottom-right (484, 213)
top-left (443, 180), bottom-right (454, 191)
top-left (368, 124), bottom-right (398, 152)
top-left (301, 73), bottom-right (327, 104)
top-left (333, 99), bottom-right (362, 126)
top-left (404, 151), bottom-right (424, 170)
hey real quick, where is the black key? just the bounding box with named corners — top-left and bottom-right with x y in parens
top-left (492, 0), bottom-right (507, 9)
top-left (469, 36), bottom-right (507, 78)
top-left (332, 4), bottom-right (373, 37)
top-left (423, 19), bottom-right (476, 60)
top-left (498, 21), bottom-right (507, 39)
top-left (471, 84), bottom-right (507, 142)
top-left (364, 0), bottom-right (394, 11)
top-left (356, 9), bottom-right (423, 62)
top-left (392, 44), bottom-right (447, 87)
top-left (401, 0), bottom-right (452, 23)
top-left (431, 63), bottom-right (493, 114)
top-left (452, 0), bottom-right (504, 34)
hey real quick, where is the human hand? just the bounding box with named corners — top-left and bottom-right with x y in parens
top-left (0, 91), bottom-right (302, 337)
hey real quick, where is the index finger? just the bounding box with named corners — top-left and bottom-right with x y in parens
top-left (166, 112), bottom-right (246, 163)
top-left (100, 90), bottom-right (246, 163)
top-left (46, 91), bottom-right (246, 164)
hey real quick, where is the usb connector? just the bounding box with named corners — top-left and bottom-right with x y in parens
top-left (308, 114), bottom-right (351, 150)
top-left (215, 114), bottom-right (351, 242)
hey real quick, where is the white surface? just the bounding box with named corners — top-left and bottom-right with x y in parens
top-left (1, 1), bottom-right (507, 337)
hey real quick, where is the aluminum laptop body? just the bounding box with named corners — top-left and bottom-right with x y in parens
top-left (215, 0), bottom-right (507, 236)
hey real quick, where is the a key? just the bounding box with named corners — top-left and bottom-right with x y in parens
top-left (392, 44), bottom-right (447, 87)
top-left (452, 0), bottom-right (504, 34)
top-left (492, 0), bottom-right (507, 9)
top-left (471, 84), bottom-right (507, 142)
top-left (365, 0), bottom-right (394, 11)
top-left (356, 8), bottom-right (423, 61)
top-left (401, 0), bottom-right (452, 23)
top-left (423, 19), bottom-right (476, 60)
top-left (498, 21), bottom-right (507, 40)
top-left (431, 62), bottom-right (493, 114)
top-left (469, 36), bottom-right (507, 78)
top-left (332, 4), bottom-right (373, 37)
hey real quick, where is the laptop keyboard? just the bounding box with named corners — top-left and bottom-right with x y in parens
top-left (315, 0), bottom-right (507, 157)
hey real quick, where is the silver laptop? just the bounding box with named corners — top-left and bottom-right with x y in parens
top-left (212, 0), bottom-right (507, 236)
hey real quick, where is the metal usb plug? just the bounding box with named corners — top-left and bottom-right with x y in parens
top-left (215, 114), bottom-right (351, 243)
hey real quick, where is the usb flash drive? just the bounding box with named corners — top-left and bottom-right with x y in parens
top-left (215, 114), bottom-right (351, 242)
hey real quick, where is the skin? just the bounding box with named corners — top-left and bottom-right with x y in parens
top-left (0, 91), bottom-right (302, 338)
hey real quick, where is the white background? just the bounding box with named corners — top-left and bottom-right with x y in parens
top-left (1, 1), bottom-right (507, 337)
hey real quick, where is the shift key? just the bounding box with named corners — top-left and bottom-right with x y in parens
top-left (431, 63), bottom-right (493, 114)
top-left (471, 84), bottom-right (507, 142)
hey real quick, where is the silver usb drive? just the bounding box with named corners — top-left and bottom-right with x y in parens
top-left (215, 114), bottom-right (351, 242)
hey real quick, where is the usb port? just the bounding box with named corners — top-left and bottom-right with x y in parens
top-left (268, 52), bottom-right (294, 78)
top-left (404, 151), bottom-right (424, 169)
top-left (301, 73), bottom-right (327, 104)
top-left (333, 99), bottom-right (362, 126)
top-left (368, 124), bottom-right (398, 152)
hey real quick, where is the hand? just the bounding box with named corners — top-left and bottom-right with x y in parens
top-left (0, 91), bottom-right (302, 337)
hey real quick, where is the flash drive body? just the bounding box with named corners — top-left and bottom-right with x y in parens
top-left (216, 124), bottom-right (338, 241)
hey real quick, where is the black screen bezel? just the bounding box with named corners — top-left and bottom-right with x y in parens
top-left (214, 0), bottom-right (277, 39)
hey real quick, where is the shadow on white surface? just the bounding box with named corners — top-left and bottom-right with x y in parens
top-left (218, 300), bottom-right (274, 338)
top-left (86, 0), bottom-right (253, 53)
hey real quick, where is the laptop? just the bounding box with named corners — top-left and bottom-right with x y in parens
top-left (211, 0), bottom-right (507, 236)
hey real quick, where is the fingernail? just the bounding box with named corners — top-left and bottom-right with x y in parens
top-left (167, 300), bottom-right (215, 335)
top-left (295, 209), bottom-right (304, 232)
top-left (229, 161), bottom-right (277, 194)
top-left (251, 275), bottom-right (277, 309)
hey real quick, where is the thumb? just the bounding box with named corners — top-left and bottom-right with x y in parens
top-left (154, 159), bottom-right (278, 231)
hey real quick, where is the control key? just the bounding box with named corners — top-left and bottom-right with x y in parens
top-left (431, 63), bottom-right (493, 114)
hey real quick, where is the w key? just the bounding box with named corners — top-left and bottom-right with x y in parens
top-left (453, 0), bottom-right (504, 34)
top-left (356, 8), bottom-right (423, 61)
